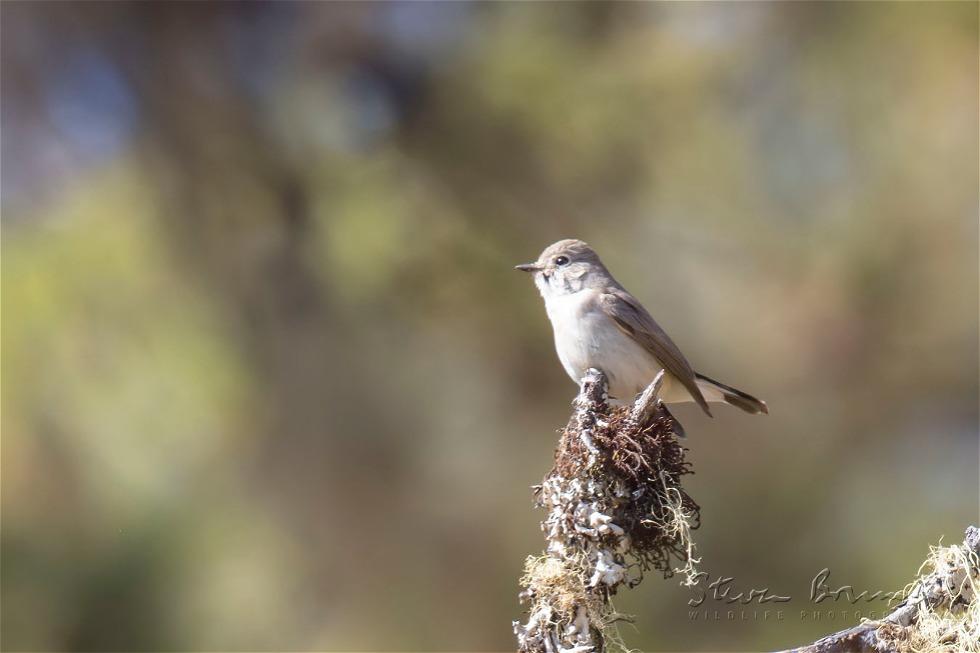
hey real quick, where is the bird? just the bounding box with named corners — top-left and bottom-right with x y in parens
top-left (516, 238), bottom-right (767, 421)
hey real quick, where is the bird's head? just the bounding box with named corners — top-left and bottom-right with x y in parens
top-left (515, 239), bottom-right (609, 298)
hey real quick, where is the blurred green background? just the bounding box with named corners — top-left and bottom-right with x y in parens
top-left (2, 2), bottom-right (977, 651)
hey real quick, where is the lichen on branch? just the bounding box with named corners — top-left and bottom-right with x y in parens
top-left (514, 369), bottom-right (701, 653)
top-left (780, 526), bottom-right (980, 653)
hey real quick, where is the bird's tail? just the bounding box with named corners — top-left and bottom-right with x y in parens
top-left (694, 373), bottom-right (768, 415)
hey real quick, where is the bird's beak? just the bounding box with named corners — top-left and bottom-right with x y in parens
top-left (515, 263), bottom-right (543, 272)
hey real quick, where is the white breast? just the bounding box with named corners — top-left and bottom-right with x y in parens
top-left (544, 290), bottom-right (664, 401)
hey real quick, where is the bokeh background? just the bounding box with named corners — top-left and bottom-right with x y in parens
top-left (2, 2), bottom-right (977, 651)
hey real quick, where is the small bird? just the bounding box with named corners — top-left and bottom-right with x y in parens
top-left (516, 239), bottom-right (767, 419)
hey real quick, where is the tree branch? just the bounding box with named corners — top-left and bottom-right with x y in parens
top-left (514, 369), bottom-right (698, 653)
top-left (778, 526), bottom-right (980, 653)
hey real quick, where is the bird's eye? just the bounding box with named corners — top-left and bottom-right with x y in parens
top-left (555, 256), bottom-right (570, 266)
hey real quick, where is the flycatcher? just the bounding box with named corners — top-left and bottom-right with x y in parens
top-left (516, 239), bottom-right (767, 417)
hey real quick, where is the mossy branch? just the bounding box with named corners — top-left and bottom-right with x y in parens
top-left (513, 369), bottom-right (700, 653)
top-left (513, 372), bottom-right (980, 653)
top-left (778, 526), bottom-right (980, 653)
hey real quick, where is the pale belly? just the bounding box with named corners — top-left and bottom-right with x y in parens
top-left (545, 291), bottom-right (684, 403)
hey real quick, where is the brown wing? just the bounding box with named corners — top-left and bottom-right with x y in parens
top-left (598, 289), bottom-right (712, 416)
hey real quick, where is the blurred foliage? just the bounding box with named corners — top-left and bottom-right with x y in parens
top-left (2, 2), bottom-right (977, 651)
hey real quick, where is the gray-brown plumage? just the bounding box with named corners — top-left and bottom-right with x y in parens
top-left (516, 238), bottom-right (768, 418)
top-left (597, 289), bottom-right (712, 415)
